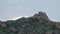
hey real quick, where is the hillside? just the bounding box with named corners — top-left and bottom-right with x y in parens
top-left (0, 11), bottom-right (60, 34)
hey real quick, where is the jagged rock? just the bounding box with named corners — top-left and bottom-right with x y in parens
top-left (33, 11), bottom-right (49, 21)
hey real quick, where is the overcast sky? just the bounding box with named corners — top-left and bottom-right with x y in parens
top-left (0, 0), bottom-right (60, 21)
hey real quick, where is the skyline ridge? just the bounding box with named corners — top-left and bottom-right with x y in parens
top-left (0, 11), bottom-right (60, 22)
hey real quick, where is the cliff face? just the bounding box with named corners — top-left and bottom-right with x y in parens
top-left (0, 11), bottom-right (60, 34)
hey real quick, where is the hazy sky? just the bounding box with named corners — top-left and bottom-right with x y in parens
top-left (0, 0), bottom-right (60, 21)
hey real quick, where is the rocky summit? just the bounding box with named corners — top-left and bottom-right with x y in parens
top-left (33, 11), bottom-right (49, 21)
top-left (0, 11), bottom-right (60, 34)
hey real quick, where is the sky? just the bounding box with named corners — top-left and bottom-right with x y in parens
top-left (0, 0), bottom-right (60, 22)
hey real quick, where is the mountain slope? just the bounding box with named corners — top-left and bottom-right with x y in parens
top-left (0, 11), bottom-right (60, 34)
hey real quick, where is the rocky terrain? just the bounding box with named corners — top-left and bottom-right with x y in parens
top-left (0, 11), bottom-right (60, 34)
